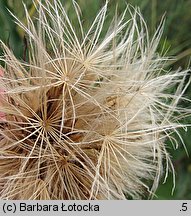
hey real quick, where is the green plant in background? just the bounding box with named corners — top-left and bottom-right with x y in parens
top-left (0, 0), bottom-right (190, 199)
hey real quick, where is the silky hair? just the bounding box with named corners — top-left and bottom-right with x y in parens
top-left (0, 0), bottom-right (190, 199)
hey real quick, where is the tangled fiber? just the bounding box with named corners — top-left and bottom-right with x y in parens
top-left (0, 0), bottom-right (190, 199)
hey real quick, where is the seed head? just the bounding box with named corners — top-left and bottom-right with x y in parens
top-left (0, 0), bottom-right (190, 199)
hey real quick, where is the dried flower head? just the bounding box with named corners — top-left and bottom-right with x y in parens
top-left (0, 0), bottom-right (190, 200)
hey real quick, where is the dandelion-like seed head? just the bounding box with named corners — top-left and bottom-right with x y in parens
top-left (0, 0), bottom-right (190, 199)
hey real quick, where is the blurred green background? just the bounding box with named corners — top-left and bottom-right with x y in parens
top-left (0, 0), bottom-right (190, 199)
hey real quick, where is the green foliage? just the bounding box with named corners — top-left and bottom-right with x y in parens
top-left (0, 0), bottom-right (190, 199)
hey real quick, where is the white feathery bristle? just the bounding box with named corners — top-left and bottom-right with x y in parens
top-left (0, 0), bottom-right (190, 199)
